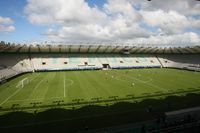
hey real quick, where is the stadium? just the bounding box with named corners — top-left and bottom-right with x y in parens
top-left (0, 42), bottom-right (200, 132)
top-left (1, 0), bottom-right (200, 132)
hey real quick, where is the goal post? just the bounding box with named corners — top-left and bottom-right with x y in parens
top-left (16, 78), bottom-right (29, 88)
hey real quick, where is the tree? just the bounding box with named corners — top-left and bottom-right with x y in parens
top-left (0, 41), bottom-right (5, 45)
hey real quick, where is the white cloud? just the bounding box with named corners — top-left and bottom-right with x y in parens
top-left (25, 0), bottom-right (106, 25)
top-left (0, 16), bottom-right (15, 33)
top-left (103, 0), bottom-right (142, 22)
top-left (0, 16), bottom-right (13, 24)
top-left (137, 0), bottom-right (200, 16)
top-left (24, 0), bottom-right (200, 46)
top-left (141, 10), bottom-right (188, 34)
top-left (126, 32), bottom-right (200, 47)
top-left (141, 10), bottom-right (200, 34)
top-left (0, 25), bottom-right (15, 32)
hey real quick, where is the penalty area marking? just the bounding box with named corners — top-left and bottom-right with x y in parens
top-left (0, 73), bottom-right (42, 106)
top-left (109, 74), bottom-right (153, 87)
top-left (143, 78), bottom-right (153, 83)
top-left (65, 79), bottom-right (74, 86)
top-left (7, 97), bottom-right (65, 103)
top-left (112, 70), bottom-right (166, 92)
top-left (0, 87), bottom-right (23, 106)
top-left (64, 77), bottom-right (74, 98)
top-left (33, 79), bottom-right (44, 91)
top-left (64, 76), bottom-right (66, 98)
top-left (7, 98), bottom-right (44, 103)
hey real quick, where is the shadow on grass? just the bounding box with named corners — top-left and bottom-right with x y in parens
top-left (1, 93), bottom-right (200, 133)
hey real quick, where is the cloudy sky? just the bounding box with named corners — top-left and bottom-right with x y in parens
top-left (0, 0), bottom-right (200, 46)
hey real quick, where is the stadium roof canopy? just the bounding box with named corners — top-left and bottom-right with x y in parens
top-left (0, 42), bottom-right (200, 54)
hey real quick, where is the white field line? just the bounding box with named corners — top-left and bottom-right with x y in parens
top-left (66, 79), bottom-right (74, 86)
top-left (112, 70), bottom-right (166, 91)
top-left (4, 74), bottom-right (67, 104)
top-left (64, 76), bottom-right (66, 98)
top-left (0, 73), bottom-right (43, 106)
top-left (3, 73), bottom-right (39, 90)
top-left (7, 97), bottom-right (63, 103)
top-left (0, 73), bottom-right (41, 106)
top-left (0, 87), bottom-right (24, 106)
top-left (21, 78), bottom-right (44, 102)
top-left (114, 77), bottom-right (131, 83)
top-left (30, 73), bottom-right (41, 82)
top-left (143, 78), bottom-right (153, 83)
top-left (15, 73), bottom-right (41, 88)
top-left (63, 77), bottom-right (74, 98)
top-left (32, 79), bottom-right (44, 92)
top-left (113, 76), bottom-right (152, 84)
top-left (7, 98), bottom-right (44, 102)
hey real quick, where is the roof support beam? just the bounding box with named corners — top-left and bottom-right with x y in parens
top-left (103, 46), bottom-right (111, 53)
top-left (59, 45), bottom-right (62, 53)
top-left (144, 47), bottom-right (152, 53)
top-left (170, 47), bottom-right (173, 54)
top-left (95, 45), bottom-right (102, 53)
top-left (37, 45), bottom-right (41, 53)
top-left (188, 47), bottom-right (200, 53)
top-left (87, 45), bottom-right (92, 53)
top-left (111, 46), bottom-right (120, 53)
top-left (128, 46), bottom-right (136, 53)
top-left (131, 47), bottom-right (142, 53)
top-left (175, 47), bottom-right (183, 54)
top-left (152, 48), bottom-right (159, 53)
top-left (162, 47), bottom-right (166, 54)
top-left (69, 45), bottom-right (72, 53)
top-left (152, 48), bottom-right (159, 54)
top-left (28, 45), bottom-right (32, 53)
top-left (0, 43), bottom-right (200, 54)
top-left (135, 47), bottom-right (147, 53)
top-left (156, 48), bottom-right (163, 54)
top-left (16, 45), bottom-right (25, 53)
top-left (78, 45), bottom-right (82, 53)
top-left (48, 45), bottom-right (51, 52)
top-left (183, 47), bottom-right (195, 53)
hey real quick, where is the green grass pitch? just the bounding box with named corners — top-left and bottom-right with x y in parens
top-left (0, 68), bottom-right (200, 113)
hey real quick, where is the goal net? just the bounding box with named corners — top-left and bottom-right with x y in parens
top-left (16, 78), bottom-right (29, 88)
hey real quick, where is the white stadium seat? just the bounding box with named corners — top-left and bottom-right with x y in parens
top-left (1, 53), bottom-right (200, 82)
